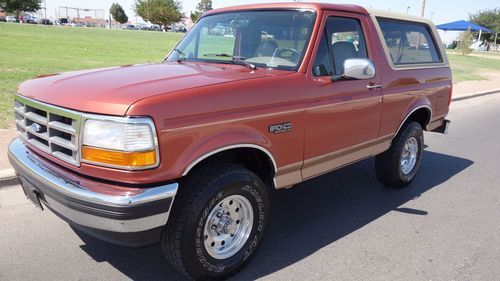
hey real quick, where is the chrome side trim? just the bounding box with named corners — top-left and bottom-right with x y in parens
top-left (393, 105), bottom-right (432, 138)
top-left (182, 143), bottom-right (278, 181)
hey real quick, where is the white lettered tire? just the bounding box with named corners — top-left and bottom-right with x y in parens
top-left (161, 163), bottom-right (270, 280)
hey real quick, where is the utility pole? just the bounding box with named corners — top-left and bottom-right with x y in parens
top-left (43, 0), bottom-right (47, 19)
top-left (406, 6), bottom-right (410, 14)
top-left (420, 0), bottom-right (426, 17)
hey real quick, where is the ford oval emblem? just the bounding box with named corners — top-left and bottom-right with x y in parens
top-left (31, 123), bottom-right (43, 133)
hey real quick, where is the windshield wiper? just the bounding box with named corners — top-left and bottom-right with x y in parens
top-left (173, 48), bottom-right (186, 62)
top-left (203, 53), bottom-right (257, 70)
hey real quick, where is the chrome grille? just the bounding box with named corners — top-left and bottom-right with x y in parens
top-left (14, 95), bottom-right (82, 166)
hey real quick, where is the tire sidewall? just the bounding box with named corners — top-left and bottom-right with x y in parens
top-left (185, 172), bottom-right (269, 279)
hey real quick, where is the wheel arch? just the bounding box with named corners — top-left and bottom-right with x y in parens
top-left (182, 144), bottom-right (278, 188)
top-left (394, 104), bottom-right (432, 138)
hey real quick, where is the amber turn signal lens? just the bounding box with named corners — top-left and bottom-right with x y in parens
top-left (82, 146), bottom-right (156, 168)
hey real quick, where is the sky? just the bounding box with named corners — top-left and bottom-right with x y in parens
top-left (38, 0), bottom-right (498, 25)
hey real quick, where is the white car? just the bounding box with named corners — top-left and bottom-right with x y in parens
top-left (6, 16), bottom-right (18, 22)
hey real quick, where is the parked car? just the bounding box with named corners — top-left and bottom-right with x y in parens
top-left (40, 19), bottom-right (53, 25)
top-left (150, 24), bottom-right (161, 31)
top-left (24, 15), bottom-right (38, 24)
top-left (9, 3), bottom-right (451, 280)
top-left (0, 16), bottom-right (6, 22)
top-left (173, 26), bottom-right (187, 32)
top-left (6, 15), bottom-right (18, 22)
top-left (69, 22), bottom-right (81, 27)
top-left (123, 24), bottom-right (137, 30)
top-left (57, 18), bottom-right (69, 25)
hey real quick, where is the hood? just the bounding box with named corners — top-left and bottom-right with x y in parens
top-left (18, 62), bottom-right (280, 116)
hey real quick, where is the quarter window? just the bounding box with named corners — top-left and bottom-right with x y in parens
top-left (378, 19), bottom-right (442, 65)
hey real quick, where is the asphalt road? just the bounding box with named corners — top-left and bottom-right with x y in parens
top-left (1, 94), bottom-right (500, 281)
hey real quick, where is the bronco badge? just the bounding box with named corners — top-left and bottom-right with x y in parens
top-left (268, 122), bottom-right (292, 134)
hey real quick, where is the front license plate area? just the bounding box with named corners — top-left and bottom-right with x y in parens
top-left (20, 178), bottom-right (43, 210)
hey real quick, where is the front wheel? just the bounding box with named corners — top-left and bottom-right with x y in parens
top-left (375, 121), bottom-right (424, 188)
top-left (162, 163), bottom-right (270, 280)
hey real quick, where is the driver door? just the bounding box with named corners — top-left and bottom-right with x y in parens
top-left (302, 12), bottom-right (383, 179)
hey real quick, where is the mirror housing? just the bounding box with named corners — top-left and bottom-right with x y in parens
top-left (340, 58), bottom-right (376, 80)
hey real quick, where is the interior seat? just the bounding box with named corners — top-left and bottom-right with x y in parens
top-left (332, 41), bottom-right (358, 75)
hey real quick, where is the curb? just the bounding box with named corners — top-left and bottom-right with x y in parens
top-left (452, 88), bottom-right (500, 102)
top-left (0, 168), bottom-right (18, 188)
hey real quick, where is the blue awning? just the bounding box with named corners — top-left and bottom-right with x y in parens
top-left (436, 20), bottom-right (495, 33)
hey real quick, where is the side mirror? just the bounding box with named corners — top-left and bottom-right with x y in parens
top-left (342, 58), bottom-right (376, 80)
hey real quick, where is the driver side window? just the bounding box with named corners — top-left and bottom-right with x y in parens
top-left (313, 16), bottom-right (368, 77)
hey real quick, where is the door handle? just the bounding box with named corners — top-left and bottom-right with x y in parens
top-left (367, 84), bottom-right (383, 90)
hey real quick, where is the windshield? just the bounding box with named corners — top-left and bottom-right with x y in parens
top-left (166, 10), bottom-right (316, 70)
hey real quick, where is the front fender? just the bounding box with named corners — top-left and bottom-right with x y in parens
top-left (159, 124), bottom-right (274, 181)
top-left (180, 127), bottom-right (275, 176)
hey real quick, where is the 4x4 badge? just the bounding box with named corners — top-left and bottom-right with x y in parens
top-left (268, 122), bottom-right (292, 134)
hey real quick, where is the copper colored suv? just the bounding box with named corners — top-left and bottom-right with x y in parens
top-left (9, 3), bottom-right (451, 280)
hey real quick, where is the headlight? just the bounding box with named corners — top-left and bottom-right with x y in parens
top-left (81, 116), bottom-right (158, 170)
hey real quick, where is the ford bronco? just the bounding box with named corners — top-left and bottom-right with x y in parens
top-left (8, 3), bottom-right (451, 280)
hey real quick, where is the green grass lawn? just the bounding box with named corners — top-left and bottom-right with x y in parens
top-left (0, 23), bottom-right (182, 128)
top-left (1, 23), bottom-right (500, 128)
top-left (447, 51), bottom-right (500, 83)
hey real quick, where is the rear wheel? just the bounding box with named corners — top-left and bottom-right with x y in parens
top-left (375, 121), bottom-right (424, 188)
top-left (161, 163), bottom-right (270, 280)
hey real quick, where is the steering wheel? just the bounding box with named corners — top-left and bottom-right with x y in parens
top-left (272, 48), bottom-right (301, 64)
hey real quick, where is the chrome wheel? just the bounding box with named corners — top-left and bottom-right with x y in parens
top-left (400, 137), bottom-right (419, 175)
top-left (203, 195), bottom-right (254, 260)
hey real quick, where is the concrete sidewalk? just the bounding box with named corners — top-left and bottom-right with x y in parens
top-left (1, 86), bottom-right (499, 187)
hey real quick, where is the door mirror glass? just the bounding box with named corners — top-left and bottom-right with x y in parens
top-left (342, 58), bottom-right (375, 80)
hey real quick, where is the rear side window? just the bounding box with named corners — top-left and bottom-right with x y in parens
top-left (377, 19), bottom-right (441, 65)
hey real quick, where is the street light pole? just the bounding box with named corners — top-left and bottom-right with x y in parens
top-left (420, 0), bottom-right (426, 17)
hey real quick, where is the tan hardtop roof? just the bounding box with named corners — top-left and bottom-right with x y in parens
top-left (206, 4), bottom-right (437, 27)
top-left (205, 2), bottom-right (368, 16)
top-left (367, 8), bottom-right (436, 27)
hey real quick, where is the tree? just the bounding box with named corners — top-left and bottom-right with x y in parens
top-left (457, 29), bottom-right (473, 56)
top-left (110, 3), bottom-right (128, 24)
top-left (190, 0), bottom-right (212, 22)
top-left (135, 0), bottom-right (182, 29)
top-left (0, 0), bottom-right (41, 17)
top-left (196, 0), bottom-right (212, 13)
top-left (190, 11), bottom-right (200, 23)
top-left (469, 8), bottom-right (500, 43)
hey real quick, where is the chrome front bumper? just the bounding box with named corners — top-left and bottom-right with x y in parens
top-left (8, 138), bottom-right (178, 247)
